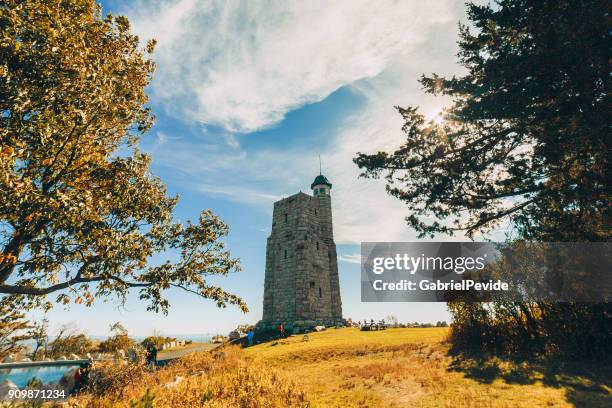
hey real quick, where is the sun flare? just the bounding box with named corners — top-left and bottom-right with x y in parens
top-left (425, 106), bottom-right (446, 125)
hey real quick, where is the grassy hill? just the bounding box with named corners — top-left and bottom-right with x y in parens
top-left (69, 327), bottom-right (610, 407)
top-left (245, 327), bottom-right (609, 407)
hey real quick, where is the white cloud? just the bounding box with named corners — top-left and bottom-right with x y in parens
top-left (123, 0), bottom-right (459, 133)
top-left (126, 1), bottom-right (473, 244)
top-left (338, 253), bottom-right (361, 264)
top-left (195, 183), bottom-right (283, 207)
top-left (155, 130), bottom-right (182, 146)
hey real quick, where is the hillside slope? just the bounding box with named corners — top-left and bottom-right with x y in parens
top-left (245, 327), bottom-right (610, 407)
top-left (69, 327), bottom-right (610, 407)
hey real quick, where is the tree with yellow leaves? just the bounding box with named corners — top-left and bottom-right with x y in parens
top-left (0, 0), bottom-right (247, 314)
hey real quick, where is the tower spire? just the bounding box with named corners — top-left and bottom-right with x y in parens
top-left (319, 155), bottom-right (322, 175)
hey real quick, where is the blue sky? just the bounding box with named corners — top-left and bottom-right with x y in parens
top-left (31, 1), bottom-right (483, 337)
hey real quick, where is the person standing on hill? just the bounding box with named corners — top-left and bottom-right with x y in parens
top-left (151, 346), bottom-right (158, 365)
top-left (146, 346), bottom-right (157, 367)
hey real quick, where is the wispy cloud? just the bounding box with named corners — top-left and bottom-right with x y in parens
top-left (195, 183), bottom-right (283, 207)
top-left (338, 253), bottom-right (361, 264)
top-left (123, 0), bottom-right (458, 133)
top-left (155, 131), bottom-right (182, 146)
top-left (122, 1), bottom-right (473, 244)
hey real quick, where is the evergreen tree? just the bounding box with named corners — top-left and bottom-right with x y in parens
top-left (355, 0), bottom-right (609, 241)
top-left (354, 0), bottom-right (610, 357)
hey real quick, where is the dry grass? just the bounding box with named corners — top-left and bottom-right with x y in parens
top-left (244, 327), bottom-right (611, 407)
top-left (64, 327), bottom-right (610, 407)
top-left (69, 346), bottom-right (308, 407)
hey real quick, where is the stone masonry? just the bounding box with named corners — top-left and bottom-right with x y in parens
top-left (257, 174), bottom-right (342, 331)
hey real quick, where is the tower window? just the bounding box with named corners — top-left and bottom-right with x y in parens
top-left (319, 287), bottom-right (322, 298)
top-left (284, 249), bottom-right (287, 259)
top-left (284, 213), bottom-right (288, 223)
top-left (309, 281), bottom-right (315, 289)
top-left (316, 242), bottom-right (319, 250)
top-left (304, 235), bottom-right (308, 240)
top-left (314, 209), bottom-right (317, 215)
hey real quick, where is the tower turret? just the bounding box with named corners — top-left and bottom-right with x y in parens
top-left (311, 174), bottom-right (332, 196)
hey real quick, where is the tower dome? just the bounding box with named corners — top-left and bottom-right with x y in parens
top-left (311, 174), bottom-right (332, 196)
top-left (311, 174), bottom-right (332, 189)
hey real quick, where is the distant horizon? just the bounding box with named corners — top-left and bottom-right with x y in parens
top-left (26, 315), bottom-right (453, 340)
top-left (83, 318), bottom-right (452, 338)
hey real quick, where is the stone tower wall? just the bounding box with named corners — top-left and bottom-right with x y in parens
top-left (260, 191), bottom-right (342, 330)
top-left (315, 192), bottom-right (342, 321)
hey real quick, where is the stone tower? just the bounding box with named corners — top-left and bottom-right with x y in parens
top-left (258, 174), bottom-right (342, 331)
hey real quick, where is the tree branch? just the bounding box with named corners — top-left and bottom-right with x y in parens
top-left (0, 274), bottom-right (149, 296)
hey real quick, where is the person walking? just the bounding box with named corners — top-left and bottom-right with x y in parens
top-left (247, 329), bottom-right (255, 346)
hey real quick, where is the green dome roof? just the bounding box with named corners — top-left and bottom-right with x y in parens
top-left (311, 174), bottom-right (332, 189)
